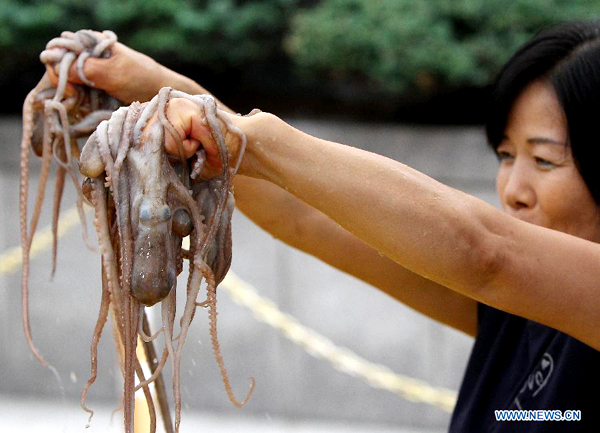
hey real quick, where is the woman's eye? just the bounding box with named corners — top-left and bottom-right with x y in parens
top-left (497, 150), bottom-right (514, 161)
top-left (535, 157), bottom-right (555, 169)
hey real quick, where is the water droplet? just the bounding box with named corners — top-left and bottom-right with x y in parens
top-left (70, 372), bottom-right (77, 383)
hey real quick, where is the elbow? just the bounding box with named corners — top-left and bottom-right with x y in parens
top-left (460, 215), bottom-right (506, 302)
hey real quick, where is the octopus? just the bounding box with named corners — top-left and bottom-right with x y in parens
top-left (20, 29), bottom-right (121, 367)
top-left (20, 31), bottom-right (254, 433)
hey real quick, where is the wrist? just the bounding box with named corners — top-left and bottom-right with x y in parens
top-left (156, 66), bottom-right (204, 97)
top-left (232, 111), bottom-right (280, 179)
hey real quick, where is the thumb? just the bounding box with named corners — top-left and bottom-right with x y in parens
top-left (164, 98), bottom-right (223, 169)
top-left (65, 53), bottom-right (109, 87)
top-left (44, 65), bottom-right (78, 98)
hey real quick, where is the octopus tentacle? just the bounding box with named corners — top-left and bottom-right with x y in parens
top-left (93, 30), bottom-right (118, 58)
top-left (20, 78), bottom-right (53, 367)
top-left (53, 51), bottom-right (76, 101)
top-left (161, 93), bottom-right (253, 416)
top-left (89, 176), bottom-right (124, 337)
top-left (206, 277), bottom-right (255, 407)
top-left (80, 176), bottom-right (118, 422)
top-left (190, 148), bottom-right (206, 180)
top-left (80, 259), bottom-right (111, 424)
top-left (161, 296), bottom-right (179, 424)
top-left (22, 30), bottom-right (122, 370)
top-left (47, 100), bottom-right (73, 168)
top-left (114, 104), bottom-right (141, 173)
top-left (50, 96), bottom-right (95, 252)
top-left (138, 312), bottom-right (163, 342)
top-left (133, 96), bottom-right (159, 147)
top-left (76, 51), bottom-right (95, 87)
top-left (141, 312), bottom-right (175, 433)
top-left (50, 163), bottom-right (66, 279)
top-left (134, 354), bottom-right (157, 433)
top-left (134, 344), bottom-right (169, 391)
top-left (20, 104), bottom-right (57, 367)
top-left (68, 159), bottom-right (94, 251)
top-left (24, 79), bottom-right (251, 431)
top-left (109, 162), bottom-right (138, 433)
top-left (28, 104), bottom-right (57, 251)
top-left (157, 87), bottom-right (188, 181)
top-left (76, 30), bottom-right (97, 47)
top-left (122, 298), bottom-right (140, 433)
top-left (39, 48), bottom-right (67, 65)
top-left (46, 37), bottom-right (85, 53)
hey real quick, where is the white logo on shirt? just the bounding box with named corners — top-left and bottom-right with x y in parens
top-left (513, 352), bottom-right (554, 409)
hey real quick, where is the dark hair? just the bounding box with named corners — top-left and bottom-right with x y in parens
top-left (486, 21), bottom-right (600, 203)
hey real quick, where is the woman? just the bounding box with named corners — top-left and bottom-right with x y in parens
top-left (50, 21), bottom-right (600, 431)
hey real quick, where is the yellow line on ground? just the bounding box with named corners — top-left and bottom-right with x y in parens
top-left (1, 204), bottom-right (458, 412)
top-left (0, 205), bottom-right (91, 275)
top-left (221, 271), bottom-right (458, 412)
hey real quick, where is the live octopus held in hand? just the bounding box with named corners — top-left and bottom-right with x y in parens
top-left (20, 30), bottom-right (121, 366)
top-left (78, 87), bottom-right (254, 433)
top-left (20, 30), bottom-right (254, 433)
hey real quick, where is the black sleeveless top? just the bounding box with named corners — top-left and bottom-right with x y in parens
top-left (449, 303), bottom-right (600, 432)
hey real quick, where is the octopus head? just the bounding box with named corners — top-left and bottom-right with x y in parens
top-left (131, 199), bottom-right (177, 306)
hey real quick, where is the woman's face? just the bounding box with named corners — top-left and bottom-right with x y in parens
top-left (496, 80), bottom-right (600, 241)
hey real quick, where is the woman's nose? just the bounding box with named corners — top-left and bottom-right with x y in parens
top-left (502, 161), bottom-right (536, 211)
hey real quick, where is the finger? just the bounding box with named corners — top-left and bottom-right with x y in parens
top-left (163, 100), bottom-right (198, 157)
top-left (188, 110), bottom-right (228, 167)
top-left (44, 56), bottom-right (85, 85)
top-left (164, 136), bottom-right (200, 159)
top-left (182, 138), bottom-right (201, 159)
top-left (45, 65), bottom-right (59, 87)
top-left (67, 55), bottom-right (107, 86)
top-left (67, 60), bottom-right (84, 84)
top-left (165, 98), bottom-right (223, 167)
top-left (45, 65), bottom-right (78, 98)
top-left (164, 123), bottom-right (219, 165)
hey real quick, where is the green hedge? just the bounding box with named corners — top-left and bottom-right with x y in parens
top-left (2, 0), bottom-right (600, 99)
top-left (0, 0), bottom-right (298, 82)
top-left (285, 0), bottom-right (600, 93)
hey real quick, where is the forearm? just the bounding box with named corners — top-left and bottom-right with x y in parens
top-left (88, 42), bottom-right (234, 113)
top-left (233, 172), bottom-right (477, 335)
top-left (238, 113), bottom-right (499, 296)
top-left (155, 67), bottom-right (235, 114)
top-left (233, 176), bottom-right (317, 242)
top-left (249, 121), bottom-right (600, 346)
top-left (233, 174), bottom-right (378, 260)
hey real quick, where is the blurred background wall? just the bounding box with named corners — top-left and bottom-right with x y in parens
top-left (1, 1), bottom-right (599, 432)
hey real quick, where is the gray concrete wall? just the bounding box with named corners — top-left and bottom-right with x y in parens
top-left (0, 116), bottom-right (499, 431)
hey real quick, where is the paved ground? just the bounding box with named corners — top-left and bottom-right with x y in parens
top-left (1, 396), bottom-right (446, 433)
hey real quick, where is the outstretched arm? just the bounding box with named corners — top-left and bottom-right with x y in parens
top-left (47, 41), bottom-right (232, 110)
top-left (62, 39), bottom-right (478, 335)
top-left (169, 100), bottom-right (600, 350)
